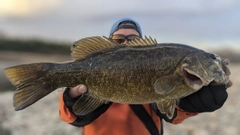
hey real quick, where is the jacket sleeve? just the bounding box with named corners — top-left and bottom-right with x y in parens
top-left (151, 103), bottom-right (198, 124)
top-left (59, 88), bottom-right (112, 127)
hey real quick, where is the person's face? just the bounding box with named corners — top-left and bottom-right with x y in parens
top-left (111, 29), bottom-right (140, 44)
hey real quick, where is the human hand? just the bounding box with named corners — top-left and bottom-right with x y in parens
top-left (68, 84), bottom-right (87, 98)
top-left (178, 80), bottom-right (233, 113)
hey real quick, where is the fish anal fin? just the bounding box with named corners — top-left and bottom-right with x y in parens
top-left (156, 99), bottom-right (176, 119)
top-left (73, 93), bottom-right (108, 116)
top-left (153, 74), bottom-right (180, 95)
top-left (71, 36), bottom-right (118, 61)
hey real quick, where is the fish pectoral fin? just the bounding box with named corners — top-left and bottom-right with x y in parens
top-left (154, 74), bottom-right (180, 95)
top-left (73, 93), bottom-right (108, 116)
top-left (156, 99), bottom-right (176, 119)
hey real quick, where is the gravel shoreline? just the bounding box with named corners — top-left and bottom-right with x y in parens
top-left (1, 52), bottom-right (239, 135)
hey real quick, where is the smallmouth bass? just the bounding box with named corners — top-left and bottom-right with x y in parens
top-left (4, 36), bottom-right (230, 119)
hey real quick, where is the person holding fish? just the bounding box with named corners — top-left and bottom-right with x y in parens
top-left (4, 17), bottom-right (233, 135)
top-left (58, 18), bottom-right (233, 135)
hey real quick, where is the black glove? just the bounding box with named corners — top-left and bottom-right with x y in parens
top-left (63, 88), bottom-right (112, 127)
top-left (178, 85), bottom-right (228, 113)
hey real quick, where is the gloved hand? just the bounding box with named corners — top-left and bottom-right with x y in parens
top-left (178, 85), bottom-right (228, 112)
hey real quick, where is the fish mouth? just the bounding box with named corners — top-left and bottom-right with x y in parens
top-left (182, 68), bottom-right (208, 87)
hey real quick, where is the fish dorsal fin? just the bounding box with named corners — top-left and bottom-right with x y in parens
top-left (126, 36), bottom-right (157, 46)
top-left (71, 36), bottom-right (118, 60)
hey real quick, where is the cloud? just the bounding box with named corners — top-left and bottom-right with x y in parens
top-left (0, 0), bottom-right (61, 17)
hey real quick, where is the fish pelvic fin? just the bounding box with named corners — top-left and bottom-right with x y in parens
top-left (4, 63), bottom-right (56, 111)
top-left (156, 99), bottom-right (176, 119)
top-left (154, 73), bottom-right (181, 95)
top-left (125, 36), bottom-right (157, 46)
top-left (71, 36), bottom-right (118, 61)
top-left (73, 93), bottom-right (108, 115)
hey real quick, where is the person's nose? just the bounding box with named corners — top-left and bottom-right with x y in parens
top-left (122, 39), bottom-right (128, 44)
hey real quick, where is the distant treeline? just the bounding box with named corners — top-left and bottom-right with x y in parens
top-left (0, 37), bottom-right (239, 63)
top-left (0, 38), bottom-right (72, 54)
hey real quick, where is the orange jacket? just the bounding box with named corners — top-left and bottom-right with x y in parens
top-left (59, 92), bottom-right (198, 135)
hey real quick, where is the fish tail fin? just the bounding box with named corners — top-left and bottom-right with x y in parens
top-left (4, 63), bottom-right (57, 111)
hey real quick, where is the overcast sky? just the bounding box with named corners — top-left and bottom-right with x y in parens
top-left (0, 0), bottom-right (239, 50)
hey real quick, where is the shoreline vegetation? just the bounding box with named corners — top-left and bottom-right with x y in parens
top-left (0, 37), bottom-right (72, 55)
top-left (1, 37), bottom-right (239, 62)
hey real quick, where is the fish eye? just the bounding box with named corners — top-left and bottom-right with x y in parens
top-left (210, 53), bottom-right (216, 59)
